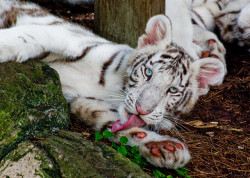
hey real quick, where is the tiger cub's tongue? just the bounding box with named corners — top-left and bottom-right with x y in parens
top-left (111, 114), bottom-right (146, 133)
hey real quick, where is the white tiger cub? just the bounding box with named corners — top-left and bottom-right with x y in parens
top-left (188, 0), bottom-right (250, 49)
top-left (0, 0), bottom-right (227, 169)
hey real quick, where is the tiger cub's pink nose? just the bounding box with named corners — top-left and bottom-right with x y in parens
top-left (136, 104), bottom-right (150, 115)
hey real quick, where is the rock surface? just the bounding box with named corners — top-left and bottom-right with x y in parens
top-left (0, 60), bottom-right (70, 160)
top-left (38, 131), bottom-right (150, 178)
top-left (0, 140), bottom-right (58, 177)
top-left (0, 61), bottom-right (150, 177)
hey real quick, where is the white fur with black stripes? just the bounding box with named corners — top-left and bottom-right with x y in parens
top-left (0, 0), bottom-right (232, 169)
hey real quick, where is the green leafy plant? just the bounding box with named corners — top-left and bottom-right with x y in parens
top-left (94, 131), bottom-right (191, 178)
top-left (153, 169), bottom-right (166, 178)
top-left (120, 136), bottom-right (128, 144)
top-left (153, 168), bottom-right (191, 178)
top-left (175, 167), bottom-right (191, 178)
top-left (102, 130), bottom-right (115, 138)
top-left (94, 131), bottom-right (103, 141)
top-left (95, 131), bottom-right (147, 167)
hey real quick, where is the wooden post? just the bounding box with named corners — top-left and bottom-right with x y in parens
top-left (94, 0), bottom-right (165, 48)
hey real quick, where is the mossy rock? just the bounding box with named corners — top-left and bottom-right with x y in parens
top-left (37, 131), bottom-right (150, 178)
top-left (0, 140), bottom-right (59, 177)
top-left (0, 60), bottom-right (70, 160)
top-left (0, 131), bottom-right (150, 178)
top-left (0, 61), bottom-right (150, 177)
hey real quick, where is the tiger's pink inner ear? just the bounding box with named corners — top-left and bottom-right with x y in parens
top-left (195, 59), bottom-right (225, 95)
top-left (140, 23), bottom-right (166, 47)
top-left (138, 15), bottom-right (172, 48)
top-left (198, 67), bottom-right (220, 89)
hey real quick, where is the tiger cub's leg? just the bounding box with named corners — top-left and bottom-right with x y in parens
top-left (192, 25), bottom-right (226, 71)
top-left (215, 0), bottom-right (250, 48)
top-left (70, 97), bottom-right (120, 132)
top-left (112, 127), bottom-right (191, 169)
top-left (236, 3), bottom-right (250, 48)
top-left (0, 24), bottom-right (106, 63)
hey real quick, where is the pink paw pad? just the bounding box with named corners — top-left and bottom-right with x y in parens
top-left (208, 39), bottom-right (216, 44)
top-left (146, 141), bottom-right (184, 157)
top-left (201, 51), bottom-right (210, 58)
top-left (174, 143), bottom-right (184, 150)
top-left (151, 148), bottom-right (162, 157)
top-left (164, 144), bottom-right (175, 152)
top-left (136, 132), bottom-right (147, 139)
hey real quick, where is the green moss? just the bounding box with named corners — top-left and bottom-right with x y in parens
top-left (0, 61), bottom-right (149, 177)
top-left (36, 131), bottom-right (150, 178)
top-left (0, 60), bottom-right (70, 159)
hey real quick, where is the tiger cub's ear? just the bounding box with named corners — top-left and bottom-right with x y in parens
top-left (192, 58), bottom-right (226, 95)
top-left (137, 15), bottom-right (172, 49)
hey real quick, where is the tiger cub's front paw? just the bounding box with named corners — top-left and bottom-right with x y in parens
top-left (118, 128), bottom-right (191, 169)
top-left (0, 32), bottom-right (44, 63)
top-left (0, 42), bottom-right (41, 63)
top-left (141, 136), bottom-right (190, 169)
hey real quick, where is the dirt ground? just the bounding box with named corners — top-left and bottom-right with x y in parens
top-left (34, 1), bottom-right (249, 177)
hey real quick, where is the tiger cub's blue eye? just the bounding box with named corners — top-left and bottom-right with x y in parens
top-left (169, 87), bottom-right (178, 93)
top-left (145, 68), bottom-right (153, 76)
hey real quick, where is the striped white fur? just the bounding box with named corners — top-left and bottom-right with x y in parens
top-left (0, 0), bottom-right (241, 169)
top-left (189, 0), bottom-right (250, 49)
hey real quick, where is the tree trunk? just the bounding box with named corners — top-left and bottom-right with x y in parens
top-left (94, 0), bottom-right (165, 48)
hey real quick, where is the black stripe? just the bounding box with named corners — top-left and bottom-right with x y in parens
top-left (161, 54), bottom-right (173, 59)
top-left (91, 110), bottom-right (105, 119)
top-left (191, 18), bottom-right (198, 25)
top-left (109, 109), bottom-right (118, 112)
top-left (216, 2), bottom-right (222, 10)
top-left (181, 92), bottom-right (191, 107)
top-left (154, 60), bottom-right (167, 65)
top-left (115, 53), bottom-right (126, 72)
top-left (215, 10), bottom-right (240, 19)
top-left (179, 92), bottom-right (190, 108)
top-left (37, 52), bottom-right (50, 60)
top-left (48, 21), bottom-right (62, 25)
top-left (187, 60), bottom-right (190, 69)
top-left (86, 97), bottom-right (104, 102)
top-left (129, 76), bottom-right (137, 83)
top-left (144, 53), bottom-right (155, 65)
top-left (182, 63), bottom-right (187, 75)
top-left (167, 48), bottom-right (178, 53)
top-left (182, 92), bottom-right (193, 108)
top-left (175, 92), bottom-right (188, 106)
top-left (73, 45), bottom-right (98, 61)
top-left (140, 67), bottom-right (144, 77)
top-left (131, 55), bottom-right (144, 71)
top-left (185, 80), bottom-right (190, 88)
top-left (129, 84), bottom-right (136, 88)
top-left (192, 10), bottom-right (207, 29)
top-left (131, 53), bottom-right (154, 73)
top-left (134, 69), bottom-right (139, 77)
top-left (122, 76), bottom-right (128, 91)
top-left (128, 94), bottom-right (134, 103)
top-left (99, 52), bottom-right (119, 86)
top-left (86, 97), bottom-right (96, 100)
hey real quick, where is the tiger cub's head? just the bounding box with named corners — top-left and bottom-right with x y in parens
top-left (112, 15), bottom-right (225, 132)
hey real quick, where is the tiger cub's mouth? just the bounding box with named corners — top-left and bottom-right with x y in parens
top-left (111, 114), bottom-right (146, 133)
